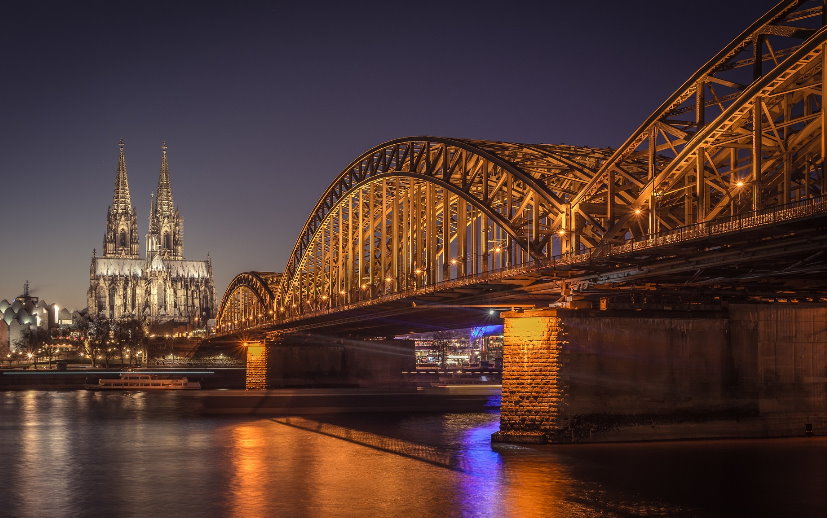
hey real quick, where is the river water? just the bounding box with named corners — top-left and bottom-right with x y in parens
top-left (1, 390), bottom-right (825, 518)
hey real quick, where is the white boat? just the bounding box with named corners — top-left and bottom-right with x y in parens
top-left (85, 372), bottom-right (201, 390)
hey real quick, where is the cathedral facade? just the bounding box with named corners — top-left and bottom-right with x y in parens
top-left (88, 141), bottom-right (216, 326)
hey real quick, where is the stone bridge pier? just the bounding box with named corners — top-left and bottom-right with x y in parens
top-left (493, 305), bottom-right (827, 443)
top-left (245, 334), bottom-right (414, 390)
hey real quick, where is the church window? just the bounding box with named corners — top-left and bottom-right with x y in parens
top-left (163, 232), bottom-right (171, 250)
top-left (119, 231), bottom-right (127, 248)
top-left (97, 286), bottom-right (106, 314)
top-left (108, 285), bottom-right (117, 318)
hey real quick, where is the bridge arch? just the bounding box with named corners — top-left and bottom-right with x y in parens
top-left (216, 271), bottom-right (278, 331)
top-left (574, 0), bottom-right (827, 242)
top-left (272, 137), bottom-right (646, 319)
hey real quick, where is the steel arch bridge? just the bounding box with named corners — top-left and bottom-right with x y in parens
top-left (217, 0), bottom-right (827, 335)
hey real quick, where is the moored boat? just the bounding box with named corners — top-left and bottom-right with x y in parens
top-left (85, 372), bottom-right (201, 390)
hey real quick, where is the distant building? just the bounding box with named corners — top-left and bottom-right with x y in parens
top-left (0, 282), bottom-right (73, 354)
top-left (87, 141), bottom-right (216, 327)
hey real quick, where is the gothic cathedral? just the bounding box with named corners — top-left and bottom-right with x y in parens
top-left (88, 141), bottom-right (216, 327)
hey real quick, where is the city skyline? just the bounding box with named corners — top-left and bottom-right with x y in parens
top-left (0, 0), bottom-right (773, 311)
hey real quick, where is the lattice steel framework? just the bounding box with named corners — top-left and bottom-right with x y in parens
top-left (217, 271), bottom-right (277, 331)
top-left (217, 0), bottom-right (827, 333)
top-left (266, 139), bottom-right (650, 320)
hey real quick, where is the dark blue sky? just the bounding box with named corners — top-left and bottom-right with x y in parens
top-left (0, 0), bottom-right (776, 310)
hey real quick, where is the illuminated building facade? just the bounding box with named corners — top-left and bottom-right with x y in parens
top-left (87, 141), bottom-right (215, 326)
top-left (1, 282), bottom-right (73, 353)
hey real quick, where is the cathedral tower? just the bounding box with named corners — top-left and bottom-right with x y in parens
top-left (90, 140), bottom-right (215, 327)
top-left (103, 139), bottom-right (139, 258)
top-left (148, 142), bottom-right (183, 260)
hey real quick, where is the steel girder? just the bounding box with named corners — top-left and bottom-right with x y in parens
top-left (573, 0), bottom-right (826, 242)
top-left (216, 271), bottom-right (277, 331)
top-left (269, 138), bottom-right (647, 321)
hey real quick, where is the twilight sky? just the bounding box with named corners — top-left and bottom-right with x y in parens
top-left (0, 0), bottom-right (776, 311)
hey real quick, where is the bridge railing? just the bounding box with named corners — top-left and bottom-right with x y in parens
top-left (596, 194), bottom-right (827, 259)
top-left (230, 195), bottom-right (826, 332)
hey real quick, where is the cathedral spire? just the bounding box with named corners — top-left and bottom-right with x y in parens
top-left (112, 139), bottom-right (132, 212)
top-left (149, 142), bottom-right (184, 259)
top-left (155, 141), bottom-right (175, 216)
top-left (103, 139), bottom-right (140, 259)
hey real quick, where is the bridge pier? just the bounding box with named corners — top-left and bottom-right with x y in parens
top-left (245, 340), bottom-right (270, 390)
top-left (245, 334), bottom-right (414, 389)
top-left (493, 304), bottom-right (827, 443)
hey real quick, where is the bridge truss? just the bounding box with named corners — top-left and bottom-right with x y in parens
top-left (217, 0), bottom-right (827, 334)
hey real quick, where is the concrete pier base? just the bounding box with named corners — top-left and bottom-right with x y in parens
top-left (493, 304), bottom-right (827, 443)
top-left (246, 334), bottom-right (414, 389)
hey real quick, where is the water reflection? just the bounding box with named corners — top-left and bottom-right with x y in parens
top-left (229, 424), bottom-right (268, 517)
top-left (1, 392), bottom-right (825, 518)
top-left (456, 417), bottom-right (506, 516)
top-left (272, 416), bottom-right (465, 471)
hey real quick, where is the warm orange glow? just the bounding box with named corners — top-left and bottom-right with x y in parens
top-left (414, 268), bottom-right (423, 274)
top-left (229, 424), bottom-right (268, 516)
top-left (507, 316), bottom-right (549, 341)
top-left (245, 343), bottom-right (265, 359)
top-left (385, 277), bottom-right (392, 282)
top-left (557, 229), bottom-right (566, 236)
top-left (736, 180), bottom-right (745, 187)
top-left (321, 295), bottom-right (328, 300)
top-left (450, 258), bottom-right (458, 265)
top-left (634, 208), bottom-right (642, 215)
top-left (339, 290), bottom-right (346, 295)
top-left (361, 284), bottom-right (368, 289)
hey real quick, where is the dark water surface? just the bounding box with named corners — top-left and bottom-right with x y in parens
top-left (1, 391), bottom-right (825, 518)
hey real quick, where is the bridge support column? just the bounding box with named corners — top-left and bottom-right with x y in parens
top-left (245, 333), bottom-right (414, 389)
top-left (492, 309), bottom-right (566, 443)
top-left (494, 305), bottom-right (827, 444)
top-left (245, 340), bottom-right (271, 390)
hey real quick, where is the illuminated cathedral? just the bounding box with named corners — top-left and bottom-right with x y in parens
top-left (87, 141), bottom-right (215, 326)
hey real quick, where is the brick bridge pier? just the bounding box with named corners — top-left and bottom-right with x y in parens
top-left (493, 305), bottom-right (827, 443)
